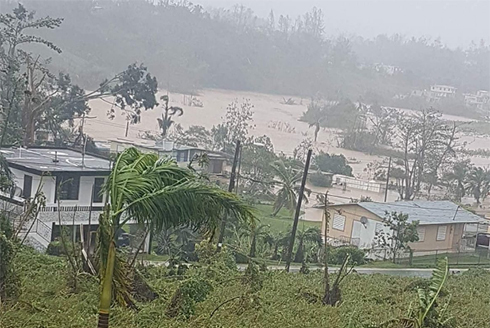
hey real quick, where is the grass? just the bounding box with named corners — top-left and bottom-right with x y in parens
top-left (253, 204), bottom-right (321, 233)
top-left (138, 253), bottom-right (170, 262)
top-left (366, 251), bottom-right (490, 269)
top-left (2, 249), bottom-right (490, 328)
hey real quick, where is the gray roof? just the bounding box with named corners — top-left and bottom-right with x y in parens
top-left (1, 147), bottom-right (111, 175)
top-left (356, 200), bottom-right (485, 225)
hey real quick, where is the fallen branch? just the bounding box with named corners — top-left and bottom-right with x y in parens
top-left (209, 296), bottom-right (242, 318)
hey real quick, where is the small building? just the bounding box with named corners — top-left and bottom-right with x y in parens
top-left (464, 90), bottom-right (489, 110)
top-left (427, 85), bottom-right (457, 102)
top-left (0, 147), bottom-right (112, 251)
top-left (110, 138), bottom-right (227, 175)
top-left (333, 175), bottom-right (385, 193)
top-left (322, 200), bottom-right (486, 258)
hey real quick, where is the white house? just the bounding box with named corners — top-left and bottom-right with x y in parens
top-left (464, 90), bottom-right (489, 110)
top-left (427, 85), bottom-right (457, 102)
top-left (0, 147), bottom-right (112, 251)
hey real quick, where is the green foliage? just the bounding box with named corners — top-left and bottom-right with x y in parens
top-left (157, 95), bottom-right (183, 138)
top-left (239, 135), bottom-right (277, 198)
top-left (314, 152), bottom-right (353, 176)
top-left (166, 278), bottom-right (213, 319)
top-left (195, 240), bottom-right (236, 270)
top-left (299, 261), bottom-right (310, 274)
top-left (46, 239), bottom-right (63, 256)
top-left (309, 171), bottom-right (333, 187)
top-left (301, 99), bottom-right (360, 131)
top-left (0, 233), bottom-right (19, 300)
top-left (377, 258), bottom-right (453, 328)
top-left (329, 246), bottom-right (366, 265)
top-left (375, 212), bottom-right (419, 263)
top-left (270, 160), bottom-right (310, 216)
top-left (3, 250), bottom-right (490, 328)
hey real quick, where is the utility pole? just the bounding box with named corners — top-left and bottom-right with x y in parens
top-left (285, 149), bottom-right (313, 272)
top-left (124, 120), bottom-right (130, 138)
top-left (216, 140), bottom-right (241, 252)
top-left (86, 183), bottom-right (95, 256)
top-left (384, 157), bottom-right (392, 202)
top-left (322, 191), bottom-right (331, 304)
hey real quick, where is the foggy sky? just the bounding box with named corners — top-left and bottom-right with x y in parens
top-left (197, 0), bottom-right (490, 48)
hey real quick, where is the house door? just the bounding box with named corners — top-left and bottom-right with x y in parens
top-left (351, 221), bottom-right (362, 247)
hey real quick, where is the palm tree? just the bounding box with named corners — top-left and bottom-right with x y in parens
top-left (158, 95), bottom-right (183, 138)
top-left (263, 231), bottom-right (289, 260)
top-left (96, 147), bottom-right (254, 328)
top-left (270, 160), bottom-right (310, 216)
top-left (293, 227), bottom-right (323, 263)
top-left (442, 160), bottom-right (471, 202)
top-left (466, 166), bottom-right (490, 205)
top-left (241, 224), bottom-right (269, 258)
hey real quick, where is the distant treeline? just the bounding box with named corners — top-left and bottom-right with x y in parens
top-left (6, 0), bottom-right (489, 100)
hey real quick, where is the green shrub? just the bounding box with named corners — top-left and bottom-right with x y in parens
top-left (46, 240), bottom-right (63, 256)
top-left (233, 250), bottom-right (249, 264)
top-left (195, 240), bottom-right (236, 270)
top-left (165, 278), bottom-right (213, 318)
top-left (329, 246), bottom-right (366, 265)
top-left (309, 171), bottom-right (333, 187)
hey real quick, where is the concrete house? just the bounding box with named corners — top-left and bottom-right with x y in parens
top-left (0, 147), bottom-right (111, 250)
top-left (110, 138), bottom-right (227, 175)
top-left (322, 200), bottom-right (486, 257)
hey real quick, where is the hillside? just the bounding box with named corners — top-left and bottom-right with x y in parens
top-left (2, 249), bottom-right (490, 328)
top-left (2, 0), bottom-right (488, 104)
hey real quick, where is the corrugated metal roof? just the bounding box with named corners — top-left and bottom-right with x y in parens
top-left (356, 200), bottom-right (485, 225)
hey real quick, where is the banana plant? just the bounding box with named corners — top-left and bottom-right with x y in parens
top-left (374, 257), bottom-right (452, 328)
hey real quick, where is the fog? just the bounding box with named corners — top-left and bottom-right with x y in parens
top-left (198, 0), bottom-right (490, 48)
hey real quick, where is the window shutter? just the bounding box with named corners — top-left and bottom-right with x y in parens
top-left (436, 225), bottom-right (447, 241)
top-left (332, 214), bottom-right (346, 231)
top-left (417, 227), bottom-right (426, 242)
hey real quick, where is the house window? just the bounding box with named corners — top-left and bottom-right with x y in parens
top-left (183, 150), bottom-right (189, 162)
top-left (436, 225), bottom-right (447, 241)
top-left (23, 175), bottom-right (32, 199)
top-left (176, 152), bottom-right (181, 162)
top-left (57, 175), bottom-right (80, 201)
top-left (375, 222), bottom-right (383, 234)
top-left (417, 227), bottom-right (426, 242)
top-left (332, 214), bottom-right (346, 231)
top-left (93, 178), bottom-right (105, 203)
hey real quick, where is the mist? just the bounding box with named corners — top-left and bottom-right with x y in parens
top-left (198, 0), bottom-right (490, 48)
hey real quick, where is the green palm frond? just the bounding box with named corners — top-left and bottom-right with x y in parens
top-left (418, 257), bottom-right (449, 325)
top-left (97, 147), bottom-right (256, 311)
top-left (109, 148), bottom-right (255, 232)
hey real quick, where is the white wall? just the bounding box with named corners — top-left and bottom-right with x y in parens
top-left (10, 167), bottom-right (106, 206)
top-left (55, 176), bottom-right (107, 206)
top-left (355, 217), bottom-right (391, 249)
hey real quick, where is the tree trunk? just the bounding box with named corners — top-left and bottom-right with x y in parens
top-left (271, 202), bottom-right (283, 217)
top-left (271, 244), bottom-right (279, 260)
top-left (249, 235), bottom-right (256, 258)
top-left (97, 241), bottom-right (116, 328)
top-left (293, 238), bottom-right (304, 263)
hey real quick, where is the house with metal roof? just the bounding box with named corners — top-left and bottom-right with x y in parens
top-left (109, 138), bottom-right (227, 175)
top-left (322, 200), bottom-right (487, 258)
top-left (0, 147), bottom-right (113, 251)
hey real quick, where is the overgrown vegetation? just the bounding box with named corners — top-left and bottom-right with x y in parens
top-left (1, 250), bottom-right (489, 328)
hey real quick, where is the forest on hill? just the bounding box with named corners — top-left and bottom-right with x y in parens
top-left (1, 0), bottom-right (488, 104)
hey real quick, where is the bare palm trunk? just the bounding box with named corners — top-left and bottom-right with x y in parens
top-left (98, 241), bottom-right (116, 328)
top-left (271, 202), bottom-right (284, 217)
